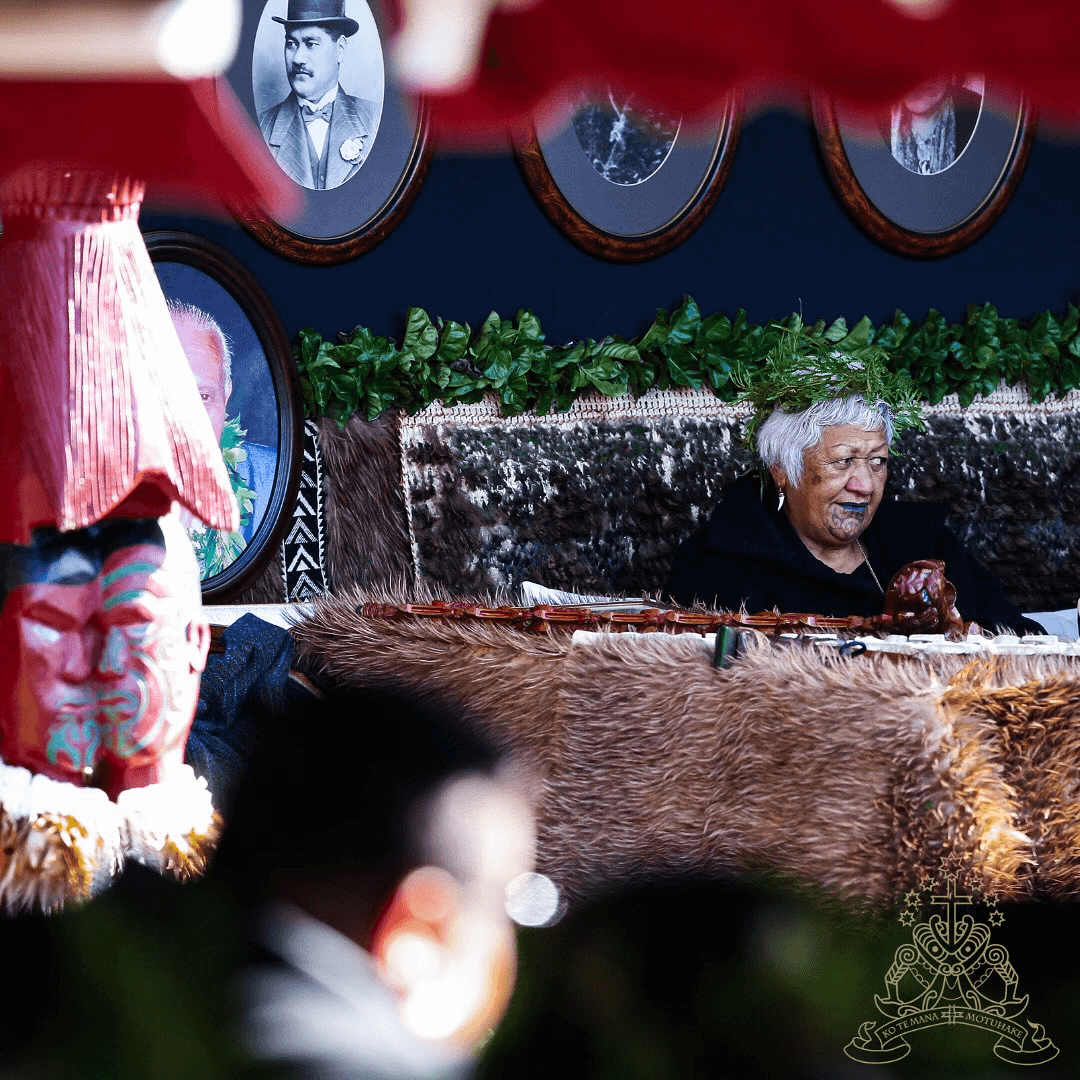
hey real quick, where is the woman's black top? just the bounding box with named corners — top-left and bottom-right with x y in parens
top-left (664, 473), bottom-right (1042, 634)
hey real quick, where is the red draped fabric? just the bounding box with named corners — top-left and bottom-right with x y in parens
top-left (0, 78), bottom-right (295, 540)
top-left (401, 0), bottom-right (1080, 138)
top-left (0, 171), bottom-right (241, 542)
top-left (0, 77), bottom-right (295, 216)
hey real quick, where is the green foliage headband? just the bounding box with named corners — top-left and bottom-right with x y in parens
top-left (733, 315), bottom-right (925, 446)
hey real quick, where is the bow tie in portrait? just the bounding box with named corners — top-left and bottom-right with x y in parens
top-left (302, 102), bottom-right (334, 124)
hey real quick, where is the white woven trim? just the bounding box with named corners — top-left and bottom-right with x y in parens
top-left (395, 410), bottom-right (422, 587)
top-left (925, 383), bottom-right (1080, 416)
top-left (398, 388), bottom-right (754, 432)
top-left (310, 418), bottom-right (328, 586)
top-left (398, 384), bottom-right (1080, 434)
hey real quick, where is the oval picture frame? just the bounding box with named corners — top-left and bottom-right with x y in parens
top-left (813, 80), bottom-right (1034, 258)
top-left (515, 93), bottom-right (740, 262)
top-left (145, 230), bottom-right (303, 601)
top-left (224, 0), bottom-right (432, 266)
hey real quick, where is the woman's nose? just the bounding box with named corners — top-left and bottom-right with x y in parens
top-left (846, 464), bottom-right (874, 494)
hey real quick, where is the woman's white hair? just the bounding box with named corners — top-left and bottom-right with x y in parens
top-left (756, 394), bottom-right (894, 487)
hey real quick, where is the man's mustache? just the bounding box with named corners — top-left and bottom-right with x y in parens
top-left (290, 65), bottom-right (313, 77)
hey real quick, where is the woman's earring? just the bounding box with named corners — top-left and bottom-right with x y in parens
top-left (777, 490), bottom-right (785, 511)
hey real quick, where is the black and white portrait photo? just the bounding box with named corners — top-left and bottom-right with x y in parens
top-left (515, 89), bottom-right (739, 260)
top-left (252, 0), bottom-right (384, 191)
top-left (884, 75), bottom-right (985, 177)
top-left (572, 92), bottom-right (681, 187)
top-left (814, 76), bottom-right (1031, 256)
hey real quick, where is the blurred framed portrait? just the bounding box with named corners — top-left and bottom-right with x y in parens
top-left (145, 230), bottom-right (303, 600)
top-left (515, 91), bottom-right (740, 262)
top-left (224, 0), bottom-right (432, 265)
top-left (814, 76), bottom-right (1034, 257)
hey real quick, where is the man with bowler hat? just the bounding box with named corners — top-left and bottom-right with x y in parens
top-left (259, 0), bottom-right (380, 190)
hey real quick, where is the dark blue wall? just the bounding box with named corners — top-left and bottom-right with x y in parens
top-left (144, 107), bottom-right (1080, 347)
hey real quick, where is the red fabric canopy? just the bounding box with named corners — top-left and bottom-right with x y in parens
top-left (0, 77), bottom-right (296, 216)
top-left (410, 0), bottom-right (1080, 138)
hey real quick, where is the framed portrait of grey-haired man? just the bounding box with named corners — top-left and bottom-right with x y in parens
top-left (224, 0), bottom-right (431, 264)
top-left (145, 231), bottom-right (303, 601)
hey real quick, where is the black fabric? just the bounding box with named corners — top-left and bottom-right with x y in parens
top-left (664, 473), bottom-right (1043, 634)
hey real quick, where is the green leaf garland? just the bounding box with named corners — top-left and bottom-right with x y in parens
top-left (295, 301), bottom-right (1080, 425)
top-left (731, 315), bottom-right (925, 447)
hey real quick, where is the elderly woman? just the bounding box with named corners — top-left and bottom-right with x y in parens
top-left (664, 332), bottom-right (1041, 634)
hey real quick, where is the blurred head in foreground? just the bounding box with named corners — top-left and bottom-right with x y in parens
top-left (217, 685), bottom-right (534, 1075)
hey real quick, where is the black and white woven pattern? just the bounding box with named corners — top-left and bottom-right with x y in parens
top-left (280, 418), bottom-right (329, 601)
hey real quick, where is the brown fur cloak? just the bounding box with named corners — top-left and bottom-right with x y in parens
top-left (293, 592), bottom-right (1080, 907)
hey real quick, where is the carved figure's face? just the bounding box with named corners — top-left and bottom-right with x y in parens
top-left (0, 518), bottom-right (208, 800)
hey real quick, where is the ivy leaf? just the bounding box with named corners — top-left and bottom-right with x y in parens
top-left (436, 319), bottom-right (471, 363)
top-left (402, 307), bottom-right (438, 360)
top-left (596, 339), bottom-right (640, 362)
top-left (305, 351), bottom-right (341, 414)
top-left (840, 316), bottom-right (875, 350)
top-left (500, 383), bottom-right (526, 413)
top-left (638, 307), bottom-right (671, 352)
top-left (823, 317), bottom-right (849, 343)
top-left (528, 348), bottom-right (555, 382)
top-left (329, 368), bottom-right (361, 419)
top-left (704, 360), bottom-right (734, 391)
top-left (515, 310), bottom-right (544, 343)
top-left (482, 344), bottom-right (515, 386)
top-left (534, 384), bottom-right (555, 416)
top-left (950, 342), bottom-right (974, 371)
top-left (628, 363), bottom-right (656, 396)
top-left (667, 296), bottom-right (701, 348)
top-left (475, 310), bottom-right (505, 356)
top-left (701, 312), bottom-right (733, 345)
top-left (548, 342), bottom-right (586, 373)
top-left (298, 327), bottom-right (323, 368)
top-left (876, 309), bottom-right (912, 353)
top-left (666, 347), bottom-right (703, 389)
top-left (446, 369), bottom-right (483, 389)
top-left (580, 356), bottom-right (629, 396)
